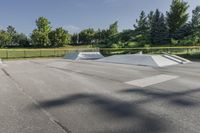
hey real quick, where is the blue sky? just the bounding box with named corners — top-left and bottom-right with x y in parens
top-left (0, 0), bottom-right (199, 35)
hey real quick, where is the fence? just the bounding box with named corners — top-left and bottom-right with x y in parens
top-left (1, 47), bottom-right (200, 59)
top-left (0, 48), bottom-right (100, 59)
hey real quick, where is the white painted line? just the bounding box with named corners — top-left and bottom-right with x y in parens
top-left (125, 74), bottom-right (179, 87)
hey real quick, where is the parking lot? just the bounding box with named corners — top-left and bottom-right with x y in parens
top-left (0, 59), bottom-right (200, 133)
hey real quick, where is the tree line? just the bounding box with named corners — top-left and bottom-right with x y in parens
top-left (0, 17), bottom-right (71, 48)
top-left (0, 0), bottom-right (200, 48)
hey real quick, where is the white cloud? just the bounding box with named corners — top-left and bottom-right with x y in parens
top-left (63, 25), bottom-right (80, 34)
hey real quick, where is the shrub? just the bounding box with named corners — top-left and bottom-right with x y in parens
top-left (127, 42), bottom-right (139, 48)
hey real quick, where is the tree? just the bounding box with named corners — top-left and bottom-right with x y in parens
top-left (191, 6), bottom-right (200, 39)
top-left (35, 17), bottom-right (51, 32)
top-left (6, 26), bottom-right (31, 47)
top-left (71, 34), bottom-right (79, 44)
top-left (147, 11), bottom-right (154, 30)
top-left (6, 25), bottom-right (17, 46)
top-left (49, 27), bottom-right (70, 47)
top-left (7, 26), bottom-right (16, 37)
top-left (14, 33), bottom-right (31, 47)
top-left (166, 0), bottom-right (189, 36)
top-left (174, 23), bottom-right (193, 39)
top-left (134, 11), bottom-right (150, 44)
top-left (94, 29), bottom-right (102, 44)
top-left (31, 17), bottom-right (51, 47)
top-left (191, 6), bottom-right (200, 28)
top-left (108, 21), bottom-right (118, 37)
top-left (0, 30), bottom-right (12, 47)
top-left (150, 9), bottom-right (168, 44)
top-left (99, 29), bottom-right (109, 43)
top-left (79, 28), bottom-right (95, 44)
top-left (182, 6), bottom-right (200, 45)
top-left (134, 11), bottom-right (149, 33)
top-left (119, 29), bottom-right (135, 42)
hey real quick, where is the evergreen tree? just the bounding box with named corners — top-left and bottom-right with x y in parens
top-left (191, 6), bottom-right (200, 38)
top-left (108, 21), bottom-right (118, 37)
top-left (147, 11), bottom-right (154, 30)
top-left (134, 11), bottom-right (149, 34)
top-left (134, 11), bottom-right (150, 44)
top-left (94, 29), bottom-right (102, 44)
top-left (100, 29), bottom-right (109, 43)
top-left (150, 9), bottom-right (168, 44)
top-left (189, 6), bottom-right (200, 44)
top-left (119, 29), bottom-right (135, 43)
top-left (166, 0), bottom-right (189, 36)
top-left (175, 23), bottom-right (193, 39)
top-left (191, 6), bottom-right (200, 28)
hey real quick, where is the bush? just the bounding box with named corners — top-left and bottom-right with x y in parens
top-left (111, 43), bottom-right (119, 48)
top-left (127, 42), bottom-right (139, 48)
top-left (171, 38), bottom-right (178, 45)
top-left (178, 36), bottom-right (200, 46)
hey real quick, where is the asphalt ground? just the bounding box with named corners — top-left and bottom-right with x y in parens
top-left (0, 58), bottom-right (200, 133)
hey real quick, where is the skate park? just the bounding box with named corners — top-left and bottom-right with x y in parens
top-left (1, 0), bottom-right (200, 132)
top-left (1, 51), bottom-right (200, 133)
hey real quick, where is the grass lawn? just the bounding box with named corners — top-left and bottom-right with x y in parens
top-left (1, 45), bottom-right (200, 59)
top-left (0, 45), bottom-right (98, 59)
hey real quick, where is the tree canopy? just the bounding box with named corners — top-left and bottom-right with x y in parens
top-left (49, 27), bottom-right (70, 47)
top-left (166, 0), bottom-right (189, 35)
top-left (150, 9), bottom-right (168, 44)
top-left (0, 1), bottom-right (200, 48)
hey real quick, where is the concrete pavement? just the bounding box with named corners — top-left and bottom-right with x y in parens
top-left (0, 59), bottom-right (200, 133)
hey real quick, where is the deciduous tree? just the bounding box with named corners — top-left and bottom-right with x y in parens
top-left (79, 28), bottom-right (95, 44)
top-left (31, 17), bottom-right (51, 47)
top-left (0, 30), bottom-right (12, 47)
top-left (49, 27), bottom-right (70, 47)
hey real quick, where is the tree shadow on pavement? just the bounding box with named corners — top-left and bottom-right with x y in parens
top-left (119, 88), bottom-right (200, 107)
top-left (34, 93), bottom-right (173, 133)
top-left (31, 87), bottom-right (200, 133)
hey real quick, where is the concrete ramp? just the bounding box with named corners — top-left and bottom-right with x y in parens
top-left (98, 54), bottom-right (190, 67)
top-left (0, 59), bottom-right (2, 64)
top-left (64, 52), bottom-right (104, 60)
top-left (163, 54), bottom-right (190, 64)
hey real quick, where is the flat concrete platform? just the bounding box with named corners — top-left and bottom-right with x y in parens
top-left (98, 54), bottom-right (190, 67)
top-left (1, 59), bottom-right (200, 133)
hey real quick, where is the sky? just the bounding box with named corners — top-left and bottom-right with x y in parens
top-left (0, 0), bottom-right (199, 35)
